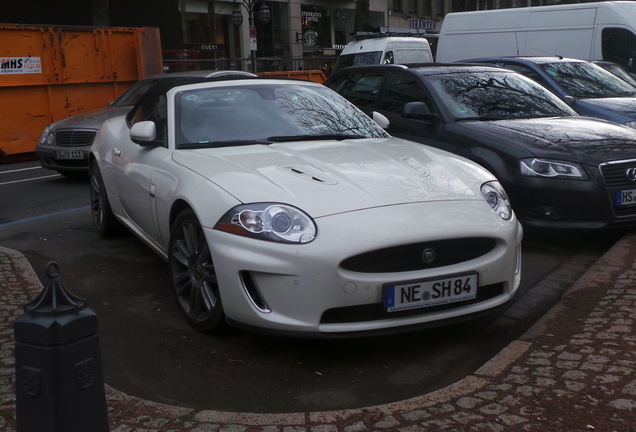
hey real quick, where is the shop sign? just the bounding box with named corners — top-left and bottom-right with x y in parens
top-left (410, 19), bottom-right (438, 31)
top-left (302, 11), bottom-right (321, 23)
top-left (1, 57), bottom-right (42, 74)
top-left (200, 44), bottom-right (220, 51)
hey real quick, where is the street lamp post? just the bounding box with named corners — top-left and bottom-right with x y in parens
top-left (231, 0), bottom-right (271, 74)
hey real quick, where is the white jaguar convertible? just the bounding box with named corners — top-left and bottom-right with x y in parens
top-left (89, 74), bottom-right (522, 337)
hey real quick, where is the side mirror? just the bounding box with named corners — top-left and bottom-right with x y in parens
top-left (563, 95), bottom-right (578, 108)
top-left (372, 111), bottom-right (390, 129)
top-left (130, 121), bottom-right (157, 145)
top-left (402, 101), bottom-right (438, 122)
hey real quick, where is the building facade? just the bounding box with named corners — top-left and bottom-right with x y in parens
top-left (0, 0), bottom-right (590, 73)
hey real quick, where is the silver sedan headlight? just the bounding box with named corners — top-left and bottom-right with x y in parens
top-left (38, 126), bottom-right (54, 146)
top-left (520, 158), bottom-right (586, 179)
top-left (481, 181), bottom-right (512, 220)
top-left (215, 203), bottom-right (317, 243)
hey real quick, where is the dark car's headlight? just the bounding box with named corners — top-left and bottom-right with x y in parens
top-left (520, 158), bottom-right (586, 179)
top-left (481, 181), bottom-right (512, 221)
top-left (215, 203), bottom-right (316, 243)
top-left (38, 126), bottom-right (54, 146)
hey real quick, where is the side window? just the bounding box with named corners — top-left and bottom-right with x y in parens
top-left (503, 63), bottom-right (550, 87)
top-left (334, 72), bottom-right (385, 109)
top-left (380, 73), bottom-right (433, 114)
top-left (382, 51), bottom-right (395, 64)
top-left (129, 93), bottom-right (167, 142)
top-left (602, 27), bottom-right (636, 72)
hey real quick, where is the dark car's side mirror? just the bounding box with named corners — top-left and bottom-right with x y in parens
top-left (563, 95), bottom-right (578, 108)
top-left (402, 102), bottom-right (439, 122)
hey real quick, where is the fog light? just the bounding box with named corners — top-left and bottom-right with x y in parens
top-left (543, 207), bottom-right (561, 220)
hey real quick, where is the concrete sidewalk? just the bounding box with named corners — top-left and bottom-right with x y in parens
top-left (1, 233), bottom-right (636, 432)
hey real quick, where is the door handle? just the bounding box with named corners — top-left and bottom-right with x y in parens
top-left (113, 148), bottom-right (122, 156)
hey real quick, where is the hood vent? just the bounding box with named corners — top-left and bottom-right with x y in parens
top-left (279, 166), bottom-right (338, 185)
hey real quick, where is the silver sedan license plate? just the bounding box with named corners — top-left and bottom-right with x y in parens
top-left (384, 273), bottom-right (478, 312)
top-left (55, 150), bottom-right (84, 160)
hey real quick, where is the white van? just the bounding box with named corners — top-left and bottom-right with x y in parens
top-left (436, 1), bottom-right (636, 72)
top-left (331, 34), bottom-right (433, 76)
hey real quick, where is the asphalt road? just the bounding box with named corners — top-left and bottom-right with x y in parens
top-left (0, 161), bottom-right (623, 413)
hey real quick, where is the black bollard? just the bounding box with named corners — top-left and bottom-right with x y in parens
top-left (13, 261), bottom-right (109, 432)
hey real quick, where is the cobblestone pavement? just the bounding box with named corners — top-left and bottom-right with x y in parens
top-left (2, 233), bottom-right (636, 432)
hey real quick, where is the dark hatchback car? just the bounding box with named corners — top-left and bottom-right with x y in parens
top-left (461, 57), bottom-right (636, 129)
top-left (326, 63), bottom-right (636, 230)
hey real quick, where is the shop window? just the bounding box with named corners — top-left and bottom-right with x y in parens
top-left (408, 0), bottom-right (417, 14)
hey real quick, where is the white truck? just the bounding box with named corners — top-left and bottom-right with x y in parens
top-left (436, 1), bottom-right (636, 72)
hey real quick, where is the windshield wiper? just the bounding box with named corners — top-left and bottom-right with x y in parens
top-left (267, 134), bottom-right (366, 142)
top-left (455, 116), bottom-right (507, 122)
top-left (178, 139), bottom-right (272, 149)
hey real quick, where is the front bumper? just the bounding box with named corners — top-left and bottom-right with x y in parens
top-left (205, 200), bottom-right (523, 337)
top-left (509, 160), bottom-right (636, 230)
top-left (36, 146), bottom-right (90, 172)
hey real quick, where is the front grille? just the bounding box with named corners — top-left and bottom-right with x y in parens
top-left (340, 238), bottom-right (496, 273)
top-left (601, 160), bottom-right (636, 218)
top-left (320, 282), bottom-right (504, 324)
top-left (55, 130), bottom-right (97, 147)
top-left (600, 160), bottom-right (636, 188)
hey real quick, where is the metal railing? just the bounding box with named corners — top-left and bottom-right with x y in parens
top-left (162, 56), bottom-right (337, 74)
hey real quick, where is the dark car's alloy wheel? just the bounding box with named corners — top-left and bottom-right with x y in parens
top-left (169, 209), bottom-right (224, 332)
top-left (89, 160), bottom-right (120, 237)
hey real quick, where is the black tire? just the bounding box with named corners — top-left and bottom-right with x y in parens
top-left (169, 209), bottom-right (225, 332)
top-left (89, 160), bottom-right (120, 237)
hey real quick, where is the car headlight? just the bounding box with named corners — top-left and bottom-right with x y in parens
top-left (215, 203), bottom-right (316, 244)
top-left (481, 181), bottom-right (512, 220)
top-left (623, 121), bottom-right (636, 129)
top-left (520, 158), bottom-right (586, 179)
top-left (38, 126), bottom-right (54, 145)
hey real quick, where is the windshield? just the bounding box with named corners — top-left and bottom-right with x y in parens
top-left (111, 80), bottom-right (154, 107)
top-left (428, 71), bottom-right (577, 121)
top-left (332, 51), bottom-right (383, 75)
top-left (175, 83), bottom-right (389, 147)
top-left (540, 61), bottom-right (636, 98)
top-left (595, 62), bottom-right (636, 87)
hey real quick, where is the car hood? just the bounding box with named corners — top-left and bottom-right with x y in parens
top-left (456, 117), bottom-right (636, 163)
top-left (51, 106), bottom-right (131, 130)
top-left (172, 138), bottom-right (492, 218)
top-left (579, 97), bottom-right (636, 120)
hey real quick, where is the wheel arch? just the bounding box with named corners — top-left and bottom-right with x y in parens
top-left (169, 199), bottom-right (195, 232)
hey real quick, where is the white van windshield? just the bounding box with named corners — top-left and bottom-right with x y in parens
top-left (332, 52), bottom-right (383, 75)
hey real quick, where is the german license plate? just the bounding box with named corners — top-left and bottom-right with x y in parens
top-left (55, 150), bottom-right (84, 160)
top-left (616, 190), bottom-right (636, 205)
top-left (384, 273), bottom-right (478, 312)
